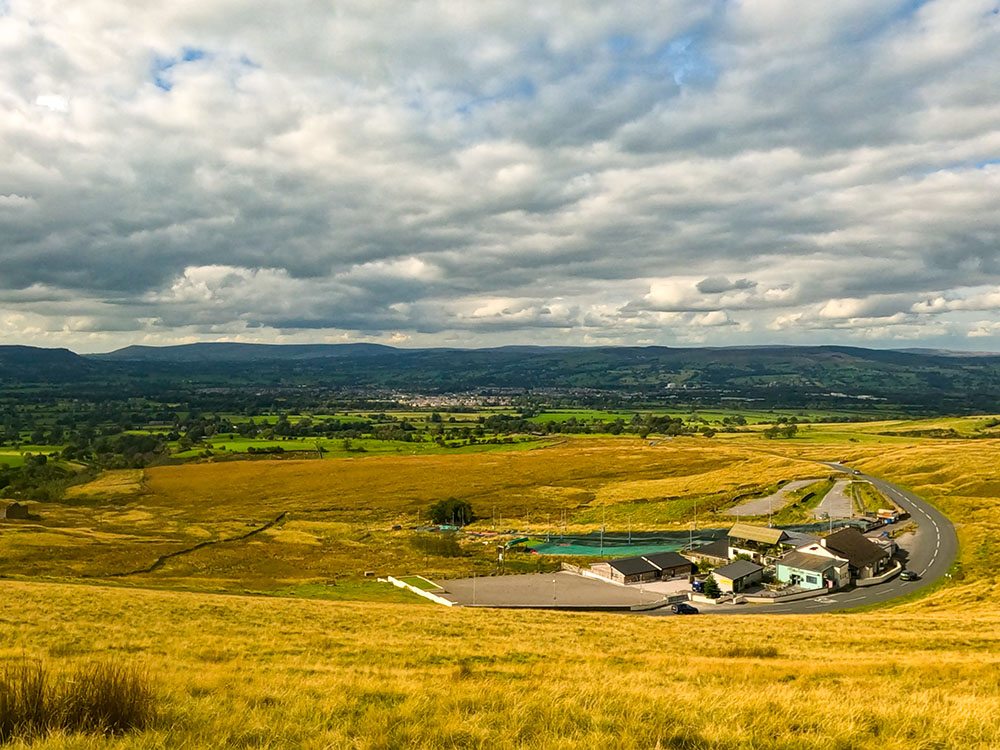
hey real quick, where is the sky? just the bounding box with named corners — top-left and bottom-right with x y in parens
top-left (1, 0), bottom-right (1000, 353)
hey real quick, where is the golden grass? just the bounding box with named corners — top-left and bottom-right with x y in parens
top-left (5, 418), bottom-right (1000, 747)
top-left (0, 438), bottom-right (822, 590)
top-left (64, 470), bottom-right (144, 500)
top-left (3, 418), bottom-right (998, 600)
top-left (3, 579), bottom-right (1000, 749)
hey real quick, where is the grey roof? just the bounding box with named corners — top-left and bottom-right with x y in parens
top-left (784, 531), bottom-right (820, 548)
top-left (689, 539), bottom-right (730, 560)
top-left (713, 559), bottom-right (763, 580)
top-left (641, 551), bottom-right (693, 570)
top-left (607, 557), bottom-right (658, 576)
top-left (778, 551), bottom-right (839, 574)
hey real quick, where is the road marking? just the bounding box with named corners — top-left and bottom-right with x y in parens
top-left (843, 596), bottom-right (866, 602)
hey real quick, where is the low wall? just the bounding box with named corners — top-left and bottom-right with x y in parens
top-left (742, 587), bottom-right (829, 604)
top-left (384, 576), bottom-right (456, 607)
top-left (855, 561), bottom-right (902, 587)
top-left (630, 592), bottom-right (688, 612)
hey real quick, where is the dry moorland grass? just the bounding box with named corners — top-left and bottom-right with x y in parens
top-left (3, 579), bottom-right (1000, 749)
top-left (4, 421), bottom-right (1000, 747)
top-left (5, 426), bottom-right (1000, 595)
top-left (0, 439), bottom-right (821, 589)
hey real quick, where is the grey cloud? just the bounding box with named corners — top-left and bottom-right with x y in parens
top-left (696, 276), bottom-right (756, 294)
top-left (1, 0), bottom-right (1000, 351)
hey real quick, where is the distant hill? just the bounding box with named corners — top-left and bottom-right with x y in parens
top-left (0, 345), bottom-right (94, 381)
top-left (94, 342), bottom-right (399, 362)
top-left (3, 342), bottom-right (1000, 410)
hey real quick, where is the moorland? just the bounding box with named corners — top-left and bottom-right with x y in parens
top-left (3, 344), bottom-right (1000, 748)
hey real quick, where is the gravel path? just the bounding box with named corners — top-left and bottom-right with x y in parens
top-left (813, 479), bottom-right (853, 520)
top-left (728, 478), bottom-right (822, 517)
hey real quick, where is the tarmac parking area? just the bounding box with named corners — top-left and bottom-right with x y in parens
top-left (435, 571), bottom-right (666, 609)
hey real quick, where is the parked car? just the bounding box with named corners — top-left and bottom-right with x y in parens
top-left (671, 603), bottom-right (699, 615)
top-left (899, 569), bottom-right (920, 581)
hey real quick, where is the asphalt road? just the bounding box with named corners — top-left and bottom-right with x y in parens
top-left (650, 462), bottom-right (959, 616)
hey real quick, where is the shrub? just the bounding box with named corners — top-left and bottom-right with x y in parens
top-left (719, 645), bottom-right (780, 659)
top-left (61, 660), bottom-right (155, 735)
top-left (0, 659), bottom-right (155, 743)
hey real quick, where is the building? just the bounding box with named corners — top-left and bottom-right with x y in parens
top-left (817, 527), bottom-right (892, 580)
top-left (0, 501), bottom-right (30, 520)
top-left (685, 539), bottom-right (730, 566)
top-left (711, 559), bottom-right (764, 593)
top-left (775, 550), bottom-right (848, 590)
top-left (727, 523), bottom-right (796, 563)
top-left (590, 551), bottom-right (694, 585)
top-left (642, 551), bottom-right (696, 578)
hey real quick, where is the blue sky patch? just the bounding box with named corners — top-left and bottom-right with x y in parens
top-left (151, 47), bottom-right (209, 91)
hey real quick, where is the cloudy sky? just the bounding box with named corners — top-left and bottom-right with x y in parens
top-left (2, 0), bottom-right (1000, 352)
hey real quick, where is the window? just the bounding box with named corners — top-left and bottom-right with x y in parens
top-left (805, 575), bottom-right (818, 584)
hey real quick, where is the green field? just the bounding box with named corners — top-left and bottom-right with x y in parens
top-left (0, 452), bottom-right (27, 468)
top-left (171, 434), bottom-right (546, 459)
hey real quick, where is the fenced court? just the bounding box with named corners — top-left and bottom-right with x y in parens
top-left (525, 529), bottom-right (727, 557)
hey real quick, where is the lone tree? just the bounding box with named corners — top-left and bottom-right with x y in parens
top-left (429, 497), bottom-right (475, 526)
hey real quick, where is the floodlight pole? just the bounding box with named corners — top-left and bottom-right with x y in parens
top-left (601, 506), bottom-right (606, 557)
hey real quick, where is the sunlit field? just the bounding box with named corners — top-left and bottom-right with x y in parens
top-left (3, 580), bottom-right (1000, 749)
top-left (4, 416), bottom-right (1000, 748)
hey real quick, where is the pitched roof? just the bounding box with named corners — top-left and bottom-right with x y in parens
top-left (778, 550), bottom-right (840, 574)
top-left (689, 539), bottom-right (730, 560)
top-left (784, 531), bottom-right (820, 548)
top-left (713, 560), bottom-right (763, 580)
top-left (821, 527), bottom-right (890, 568)
top-left (728, 523), bottom-right (787, 545)
top-left (607, 557), bottom-right (658, 576)
top-left (641, 551), bottom-right (692, 571)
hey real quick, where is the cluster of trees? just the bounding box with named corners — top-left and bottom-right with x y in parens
top-left (0, 455), bottom-right (81, 502)
top-left (763, 424), bottom-right (799, 439)
top-left (428, 497), bottom-right (475, 526)
top-left (476, 413), bottom-right (701, 438)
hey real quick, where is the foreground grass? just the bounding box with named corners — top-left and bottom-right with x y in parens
top-left (2, 580), bottom-right (1000, 749)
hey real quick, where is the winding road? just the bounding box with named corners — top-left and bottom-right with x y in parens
top-left (652, 462), bottom-right (959, 616)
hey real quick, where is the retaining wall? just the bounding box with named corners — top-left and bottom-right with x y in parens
top-left (384, 576), bottom-right (456, 607)
top-left (855, 561), bottom-right (902, 587)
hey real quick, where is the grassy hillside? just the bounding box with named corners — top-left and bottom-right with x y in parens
top-left (4, 417), bottom-right (1000, 747)
top-left (2, 580), bottom-right (1000, 749)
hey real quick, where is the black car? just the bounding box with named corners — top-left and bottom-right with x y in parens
top-left (899, 570), bottom-right (919, 581)
top-left (671, 603), bottom-right (699, 615)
